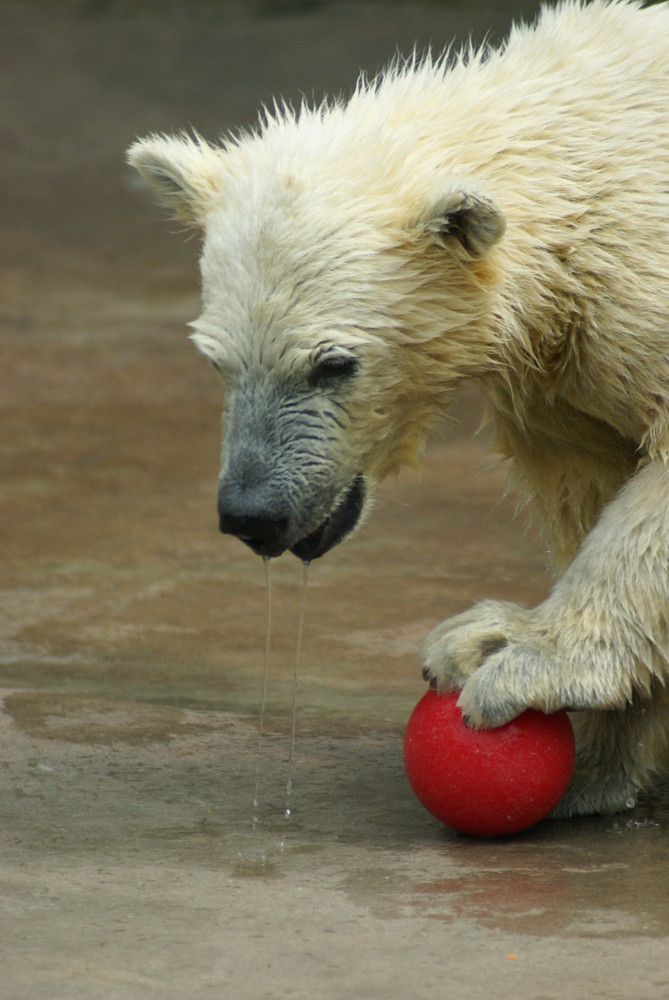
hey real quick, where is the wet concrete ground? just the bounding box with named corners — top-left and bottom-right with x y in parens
top-left (3, 1), bottom-right (669, 997)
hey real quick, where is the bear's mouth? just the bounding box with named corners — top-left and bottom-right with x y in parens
top-left (290, 475), bottom-right (366, 562)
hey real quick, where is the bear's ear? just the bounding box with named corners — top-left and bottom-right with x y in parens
top-left (126, 133), bottom-right (225, 229)
top-left (424, 190), bottom-right (506, 258)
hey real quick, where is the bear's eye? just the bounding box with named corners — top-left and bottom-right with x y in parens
top-left (308, 355), bottom-right (359, 388)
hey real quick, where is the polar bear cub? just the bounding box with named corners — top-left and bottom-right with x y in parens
top-left (128, 0), bottom-right (669, 817)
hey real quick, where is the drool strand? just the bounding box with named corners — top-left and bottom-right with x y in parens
top-left (285, 559), bottom-right (310, 819)
top-left (252, 555), bottom-right (273, 827)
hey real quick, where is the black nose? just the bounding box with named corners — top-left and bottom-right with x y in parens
top-left (218, 509), bottom-right (289, 558)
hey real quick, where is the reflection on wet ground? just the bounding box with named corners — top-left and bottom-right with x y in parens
top-left (2, 2), bottom-right (669, 997)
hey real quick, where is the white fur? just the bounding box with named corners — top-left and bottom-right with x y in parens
top-left (128, 0), bottom-right (669, 817)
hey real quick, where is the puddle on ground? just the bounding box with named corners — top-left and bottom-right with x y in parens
top-left (3, 679), bottom-right (668, 945)
top-left (412, 853), bottom-right (669, 938)
top-left (4, 691), bottom-right (218, 746)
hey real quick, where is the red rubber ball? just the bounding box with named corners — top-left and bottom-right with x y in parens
top-left (404, 690), bottom-right (575, 837)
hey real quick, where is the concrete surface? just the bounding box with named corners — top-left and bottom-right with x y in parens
top-left (2, 1), bottom-right (668, 997)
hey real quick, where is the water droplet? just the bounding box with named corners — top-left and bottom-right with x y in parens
top-left (626, 818), bottom-right (659, 830)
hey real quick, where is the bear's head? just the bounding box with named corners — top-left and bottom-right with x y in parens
top-left (127, 122), bottom-right (504, 561)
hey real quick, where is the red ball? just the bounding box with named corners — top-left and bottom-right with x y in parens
top-left (404, 690), bottom-right (575, 837)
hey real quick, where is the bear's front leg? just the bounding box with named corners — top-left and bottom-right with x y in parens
top-left (421, 460), bottom-right (669, 815)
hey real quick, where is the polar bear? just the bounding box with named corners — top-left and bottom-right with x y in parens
top-left (127, 0), bottom-right (669, 818)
